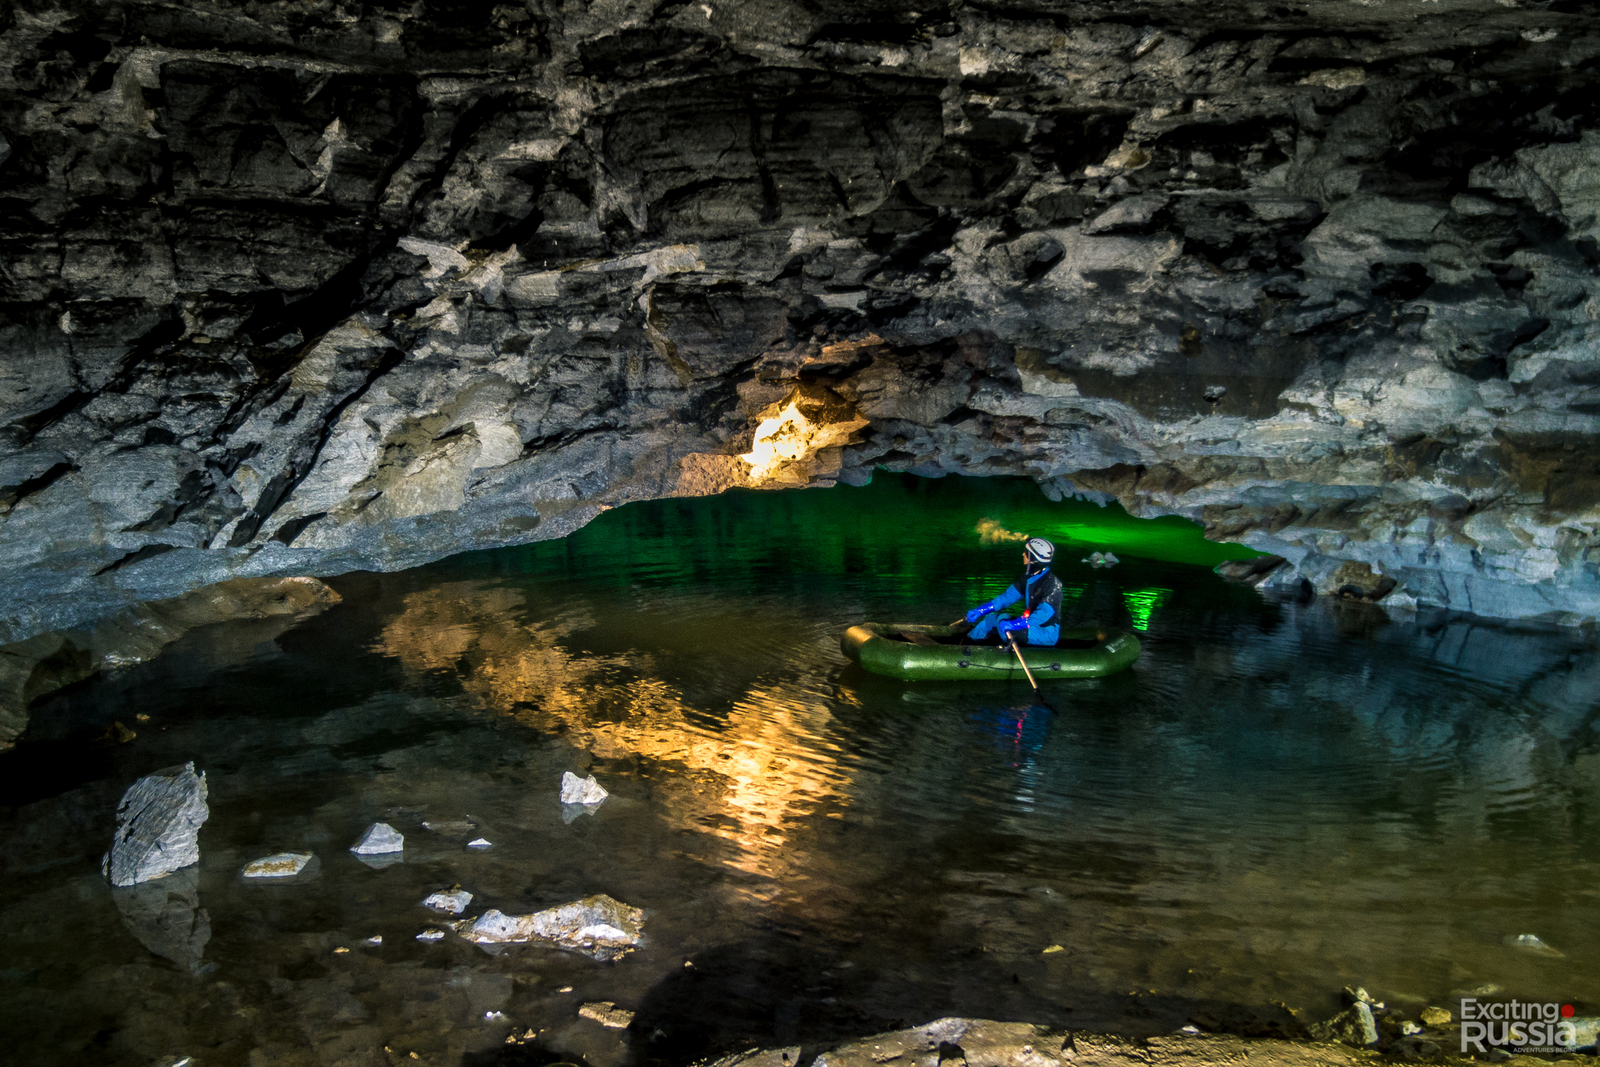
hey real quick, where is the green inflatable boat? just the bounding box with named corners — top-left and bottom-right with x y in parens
top-left (841, 622), bottom-right (1140, 682)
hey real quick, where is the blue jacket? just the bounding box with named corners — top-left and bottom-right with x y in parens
top-left (987, 570), bottom-right (1063, 646)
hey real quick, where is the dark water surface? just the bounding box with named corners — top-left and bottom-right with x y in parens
top-left (1, 475), bottom-right (1596, 1067)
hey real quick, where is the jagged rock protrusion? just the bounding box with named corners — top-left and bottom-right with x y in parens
top-left (102, 762), bottom-right (209, 887)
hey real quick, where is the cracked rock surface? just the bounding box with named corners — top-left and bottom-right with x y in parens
top-left (3, 0), bottom-right (1599, 634)
top-left (101, 761), bottom-right (209, 887)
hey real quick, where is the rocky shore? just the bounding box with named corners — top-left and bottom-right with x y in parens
top-left (719, 1020), bottom-right (1420, 1067)
top-left (2, 0), bottom-right (1599, 639)
top-left (691, 1011), bottom-right (1580, 1067)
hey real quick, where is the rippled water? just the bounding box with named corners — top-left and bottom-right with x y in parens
top-left (1, 475), bottom-right (1596, 1067)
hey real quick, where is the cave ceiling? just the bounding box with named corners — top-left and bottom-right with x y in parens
top-left (2, 0), bottom-right (1599, 636)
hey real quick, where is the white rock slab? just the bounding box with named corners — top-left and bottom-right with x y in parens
top-left (560, 771), bottom-right (609, 805)
top-left (453, 894), bottom-right (644, 960)
top-left (350, 822), bottom-right (404, 855)
top-left (423, 887), bottom-right (473, 914)
top-left (467, 837), bottom-right (492, 849)
top-left (102, 762), bottom-right (209, 887)
top-left (241, 852), bottom-right (313, 879)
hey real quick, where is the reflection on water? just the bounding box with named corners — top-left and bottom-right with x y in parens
top-left (374, 582), bottom-right (852, 886)
top-left (1119, 586), bottom-right (1171, 631)
top-left (0, 475), bottom-right (1597, 1067)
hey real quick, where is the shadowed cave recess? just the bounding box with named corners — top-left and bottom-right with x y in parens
top-left (3, 0), bottom-right (1600, 645)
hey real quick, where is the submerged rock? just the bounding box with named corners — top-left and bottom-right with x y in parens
top-left (102, 762), bottom-right (209, 887)
top-left (1420, 1006), bottom-right (1452, 1027)
top-left (453, 894), bottom-right (644, 960)
top-left (1505, 933), bottom-right (1564, 957)
top-left (467, 838), bottom-right (493, 849)
top-left (350, 822), bottom-right (404, 855)
top-left (560, 771), bottom-right (609, 805)
top-left (241, 852), bottom-right (314, 879)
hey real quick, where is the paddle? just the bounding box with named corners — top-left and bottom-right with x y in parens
top-left (1006, 632), bottom-right (1055, 713)
top-left (1005, 558), bottom-right (1057, 712)
top-left (950, 618), bottom-right (1055, 713)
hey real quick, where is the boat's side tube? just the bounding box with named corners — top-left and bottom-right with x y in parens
top-left (843, 624), bottom-right (1140, 682)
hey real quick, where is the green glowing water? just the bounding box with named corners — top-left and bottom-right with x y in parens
top-left (479, 473), bottom-right (1259, 582)
top-left (462, 474), bottom-right (1258, 636)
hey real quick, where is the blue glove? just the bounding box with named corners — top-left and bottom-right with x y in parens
top-left (965, 599), bottom-right (999, 625)
top-left (997, 616), bottom-right (1029, 641)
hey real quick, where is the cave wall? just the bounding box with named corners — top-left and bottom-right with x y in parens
top-left (2, 0), bottom-right (1599, 638)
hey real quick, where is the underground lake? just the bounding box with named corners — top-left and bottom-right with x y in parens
top-left (0, 474), bottom-right (1595, 1067)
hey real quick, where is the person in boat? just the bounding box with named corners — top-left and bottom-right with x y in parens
top-left (964, 537), bottom-right (1062, 646)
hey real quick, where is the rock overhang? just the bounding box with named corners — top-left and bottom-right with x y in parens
top-left (1, 0), bottom-right (1599, 637)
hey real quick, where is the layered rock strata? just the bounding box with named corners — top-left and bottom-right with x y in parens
top-left (3, 0), bottom-right (1599, 634)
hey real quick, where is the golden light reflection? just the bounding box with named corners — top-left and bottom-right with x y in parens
top-left (374, 584), bottom-right (847, 882)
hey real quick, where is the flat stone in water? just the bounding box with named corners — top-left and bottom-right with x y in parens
top-left (241, 852), bottom-right (313, 879)
top-left (350, 822), bottom-right (404, 855)
top-left (453, 894), bottom-right (644, 960)
top-left (579, 1001), bottom-right (635, 1029)
top-left (423, 887), bottom-right (473, 914)
top-left (467, 837), bottom-right (492, 849)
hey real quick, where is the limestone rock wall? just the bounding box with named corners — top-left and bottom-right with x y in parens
top-left (2, 0), bottom-right (1599, 636)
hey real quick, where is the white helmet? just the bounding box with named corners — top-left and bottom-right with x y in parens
top-left (1024, 537), bottom-right (1055, 564)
